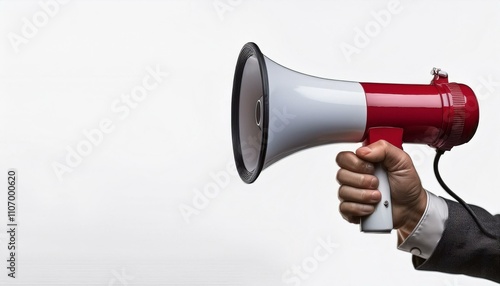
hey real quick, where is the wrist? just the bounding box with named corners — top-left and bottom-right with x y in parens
top-left (397, 188), bottom-right (427, 239)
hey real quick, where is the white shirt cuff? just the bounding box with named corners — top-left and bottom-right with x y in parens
top-left (397, 190), bottom-right (448, 259)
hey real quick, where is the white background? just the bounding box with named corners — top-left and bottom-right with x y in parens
top-left (1, 0), bottom-right (499, 285)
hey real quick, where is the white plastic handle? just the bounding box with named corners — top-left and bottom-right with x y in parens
top-left (360, 163), bottom-right (393, 233)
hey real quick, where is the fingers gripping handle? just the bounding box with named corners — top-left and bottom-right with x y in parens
top-left (360, 164), bottom-right (393, 232)
top-left (360, 127), bottom-right (403, 233)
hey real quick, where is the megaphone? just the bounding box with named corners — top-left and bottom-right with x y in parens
top-left (231, 42), bottom-right (479, 232)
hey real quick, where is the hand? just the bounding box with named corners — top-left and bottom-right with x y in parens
top-left (336, 140), bottom-right (427, 237)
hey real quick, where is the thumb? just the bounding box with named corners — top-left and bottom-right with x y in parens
top-left (355, 140), bottom-right (412, 173)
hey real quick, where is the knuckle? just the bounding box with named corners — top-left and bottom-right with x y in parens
top-left (360, 190), bottom-right (369, 202)
top-left (340, 201), bottom-right (368, 216)
top-left (379, 139), bottom-right (389, 148)
top-left (339, 203), bottom-right (346, 215)
top-left (335, 151), bottom-right (349, 165)
top-left (336, 169), bottom-right (346, 184)
top-left (359, 174), bottom-right (370, 187)
top-left (339, 202), bottom-right (350, 214)
top-left (359, 203), bottom-right (374, 214)
top-left (353, 203), bottom-right (363, 213)
top-left (335, 152), bottom-right (344, 164)
top-left (362, 162), bottom-right (374, 174)
top-left (336, 151), bottom-right (355, 168)
top-left (360, 174), bottom-right (375, 188)
top-left (337, 185), bottom-right (345, 200)
top-left (359, 174), bottom-right (366, 186)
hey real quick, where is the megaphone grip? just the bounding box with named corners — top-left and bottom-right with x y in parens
top-left (360, 164), bottom-right (393, 232)
top-left (359, 127), bottom-right (404, 233)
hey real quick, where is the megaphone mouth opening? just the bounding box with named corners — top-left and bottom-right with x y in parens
top-left (231, 42), bottom-right (269, 183)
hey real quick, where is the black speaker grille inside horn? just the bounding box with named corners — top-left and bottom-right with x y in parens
top-left (231, 42), bottom-right (269, 183)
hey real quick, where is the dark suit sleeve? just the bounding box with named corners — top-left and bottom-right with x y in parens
top-left (412, 198), bottom-right (500, 283)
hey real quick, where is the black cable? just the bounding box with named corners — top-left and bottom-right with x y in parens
top-left (433, 150), bottom-right (498, 239)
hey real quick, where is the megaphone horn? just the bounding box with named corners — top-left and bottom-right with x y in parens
top-left (231, 42), bottom-right (479, 233)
